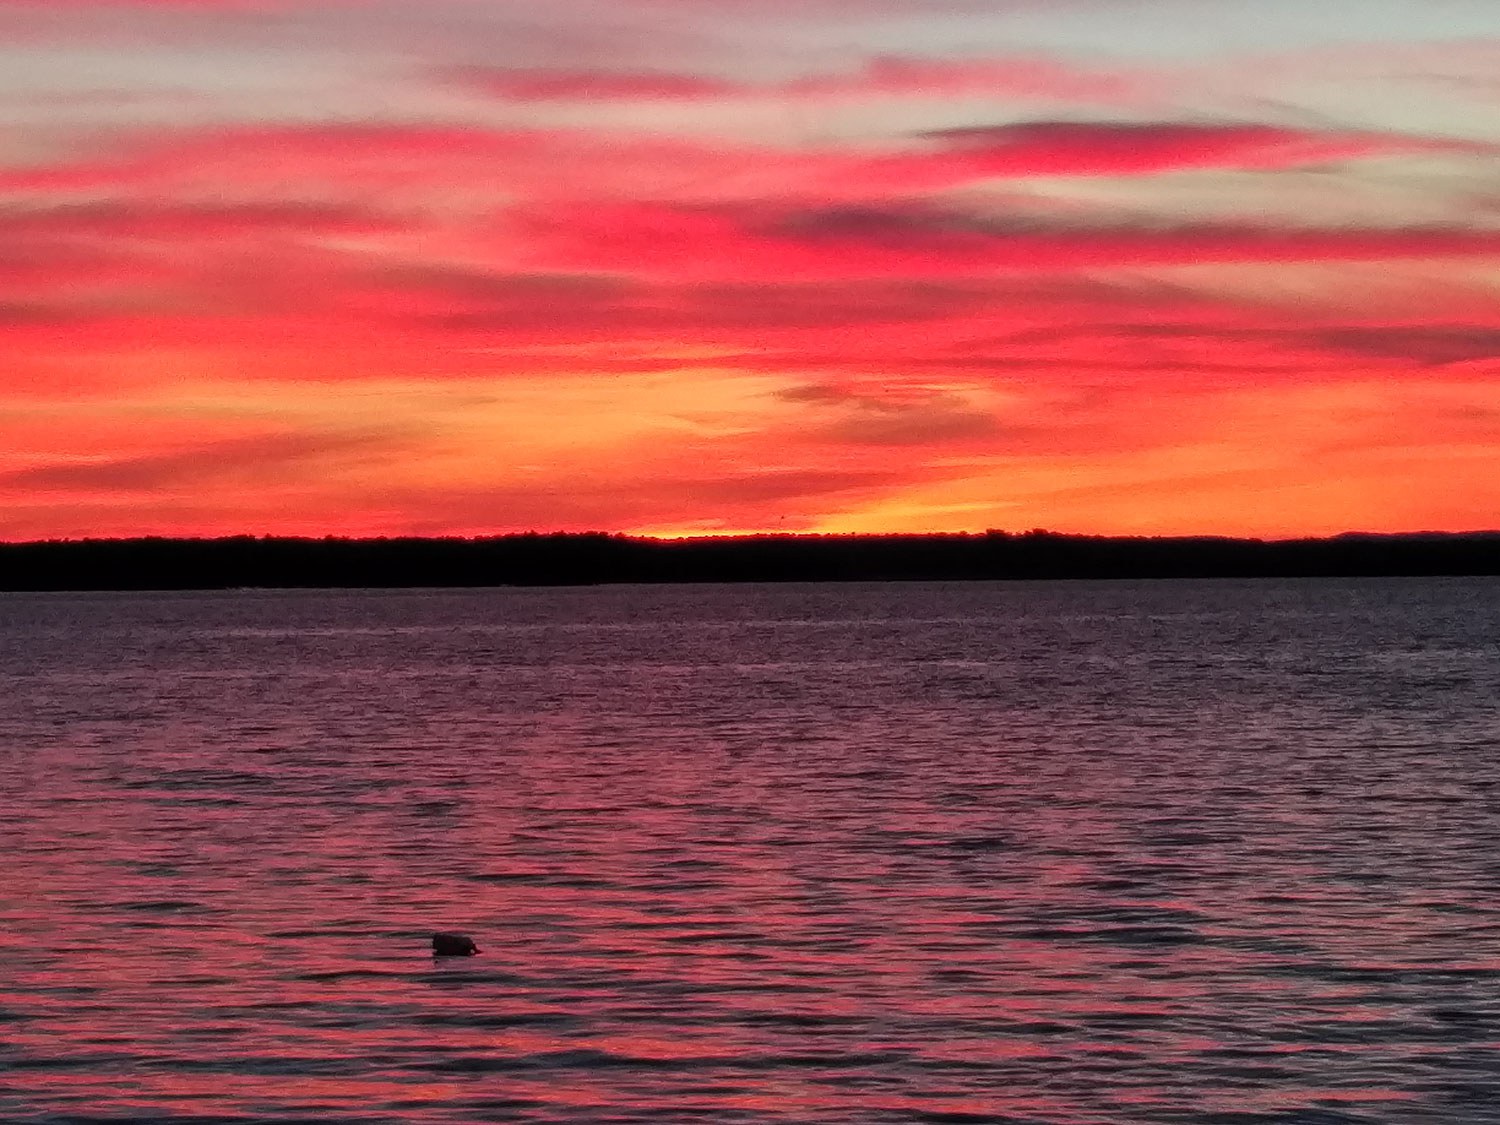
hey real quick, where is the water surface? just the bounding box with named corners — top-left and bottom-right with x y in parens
top-left (2, 579), bottom-right (1498, 1123)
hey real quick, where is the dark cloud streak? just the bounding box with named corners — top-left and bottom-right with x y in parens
top-left (8, 430), bottom-right (405, 493)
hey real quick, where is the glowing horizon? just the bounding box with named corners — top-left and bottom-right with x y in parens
top-left (3, 0), bottom-right (1499, 541)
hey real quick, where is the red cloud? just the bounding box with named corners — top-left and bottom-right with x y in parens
top-left (0, 200), bottom-right (396, 239)
top-left (505, 202), bottom-right (1500, 282)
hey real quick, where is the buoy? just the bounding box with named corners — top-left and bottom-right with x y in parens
top-left (432, 932), bottom-right (479, 956)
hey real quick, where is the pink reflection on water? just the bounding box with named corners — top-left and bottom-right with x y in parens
top-left (3, 583), bottom-right (1499, 1122)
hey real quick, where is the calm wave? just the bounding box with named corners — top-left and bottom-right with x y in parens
top-left (2, 579), bottom-right (1498, 1124)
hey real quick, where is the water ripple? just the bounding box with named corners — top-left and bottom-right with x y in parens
top-left (2, 580), bottom-right (1499, 1123)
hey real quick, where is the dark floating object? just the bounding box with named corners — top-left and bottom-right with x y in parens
top-left (432, 932), bottom-right (480, 957)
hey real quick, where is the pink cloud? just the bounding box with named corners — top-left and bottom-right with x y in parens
top-left (909, 120), bottom-right (1492, 177)
top-left (453, 69), bottom-right (741, 102)
top-left (452, 54), bottom-right (1147, 106)
top-left (2, 113), bottom-right (1469, 219)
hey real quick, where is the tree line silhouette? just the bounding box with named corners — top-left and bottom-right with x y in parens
top-left (1, 530), bottom-right (1497, 591)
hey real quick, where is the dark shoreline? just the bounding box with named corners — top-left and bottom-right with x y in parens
top-left (3, 530), bottom-right (1499, 591)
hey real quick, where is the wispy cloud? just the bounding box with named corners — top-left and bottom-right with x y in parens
top-left (6, 430), bottom-right (407, 493)
top-left (450, 54), bottom-right (1148, 105)
top-left (2, 0), bottom-right (1499, 537)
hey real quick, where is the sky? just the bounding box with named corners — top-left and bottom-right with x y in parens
top-left (2, 0), bottom-right (1499, 540)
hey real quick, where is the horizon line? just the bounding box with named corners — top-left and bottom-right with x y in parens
top-left (6, 528), bottom-right (1500, 549)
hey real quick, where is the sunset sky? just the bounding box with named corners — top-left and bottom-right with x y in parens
top-left (3, 0), bottom-right (1499, 540)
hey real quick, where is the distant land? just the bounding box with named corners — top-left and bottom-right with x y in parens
top-left (1, 531), bottom-right (1498, 591)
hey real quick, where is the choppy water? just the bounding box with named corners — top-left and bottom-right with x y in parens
top-left (2, 579), bottom-right (1499, 1124)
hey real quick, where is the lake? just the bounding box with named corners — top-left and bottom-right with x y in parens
top-left (2, 579), bottom-right (1498, 1123)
